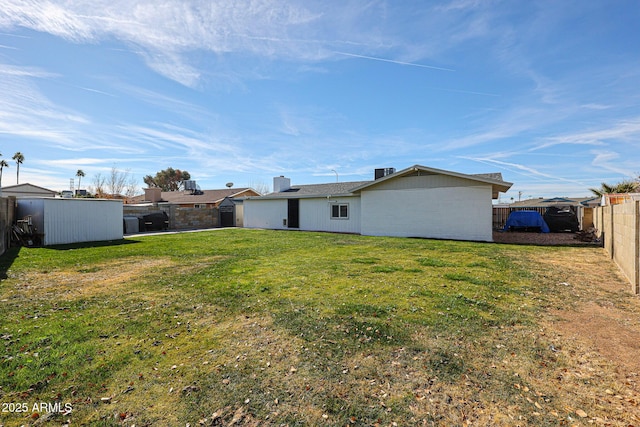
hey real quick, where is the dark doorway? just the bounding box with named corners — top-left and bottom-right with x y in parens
top-left (220, 207), bottom-right (234, 227)
top-left (219, 197), bottom-right (236, 227)
top-left (287, 199), bottom-right (299, 228)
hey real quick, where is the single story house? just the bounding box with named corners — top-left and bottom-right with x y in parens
top-left (243, 165), bottom-right (512, 242)
top-left (2, 183), bottom-right (57, 198)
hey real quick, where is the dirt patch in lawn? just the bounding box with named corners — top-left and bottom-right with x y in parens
top-left (529, 245), bottom-right (640, 392)
top-left (505, 245), bottom-right (640, 424)
top-left (558, 302), bottom-right (640, 375)
top-left (493, 230), bottom-right (599, 246)
top-left (8, 257), bottom-right (176, 302)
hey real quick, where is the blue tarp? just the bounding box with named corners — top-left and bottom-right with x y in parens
top-left (503, 211), bottom-right (550, 233)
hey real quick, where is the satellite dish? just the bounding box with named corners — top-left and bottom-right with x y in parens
top-left (226, 182), bottom-right (233, 188)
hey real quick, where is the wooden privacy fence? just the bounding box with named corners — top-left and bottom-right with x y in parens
top-left (0, 197), bottom-right (16, 256)
top-left (594, 201), bottom-right (640, 294)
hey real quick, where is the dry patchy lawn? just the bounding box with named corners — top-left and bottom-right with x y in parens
top-left (0, 229), bottom-right (638, 426)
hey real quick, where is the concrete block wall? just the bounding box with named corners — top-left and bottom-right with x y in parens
top-left (123, 204), bottom-right (219, 231)
top-left (595, 201), bottom-right (640, 293)
top-left (172, 206), bottom-right (219, 230)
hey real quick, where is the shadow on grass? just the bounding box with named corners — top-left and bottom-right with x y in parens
top-left (0, 239), bottom-right (142, 279)
top-left (41, 239), bottom-right (141, 251)
top-left (0, 246), bottom-right (21, 280)
top-left (492, 240), bottom-right (603, 248)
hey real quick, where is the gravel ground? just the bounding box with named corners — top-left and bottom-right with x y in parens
top-left (492, 230), bottom-right (601, 246)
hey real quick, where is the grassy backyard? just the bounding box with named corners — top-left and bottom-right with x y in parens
top-left (0, 229), bottom-right (638, 426)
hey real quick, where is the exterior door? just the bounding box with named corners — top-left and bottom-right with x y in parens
top-left (287, 199), bottom-right (299, 228)
top-left (220, 206), bottom-right (234, 227)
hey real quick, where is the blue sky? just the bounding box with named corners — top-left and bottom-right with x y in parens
top-left (0, 0), bottom-right (639, 201)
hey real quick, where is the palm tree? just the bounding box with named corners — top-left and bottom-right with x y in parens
top-left (12, 152), bottom-right (24, 184)
top-left (76, 169), bottom-right (85, 193)
top-left (590, 180), bottom-right (639, 196)
top-left (0, 160), bottom-right (8, 188)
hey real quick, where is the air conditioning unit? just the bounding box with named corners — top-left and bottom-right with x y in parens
top-left (374, 168), bottom-right (396, 180)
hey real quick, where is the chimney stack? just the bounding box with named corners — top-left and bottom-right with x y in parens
top-left (273, 176), bottom-right (291, 193)
top-left (145, 187), bottom-right (162, 203)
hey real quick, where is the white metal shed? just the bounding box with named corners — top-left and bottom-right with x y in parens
top-left (16, 198), bottom-right (123, 246)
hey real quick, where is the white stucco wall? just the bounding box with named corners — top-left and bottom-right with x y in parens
top-left (243, 198), bottom-right (288, 230)
top-left (360, 185), bottom-right (494, 241)
top-left (299, 197), bottom-right (361, 233)
top-left (243, 196), bottom-right (361, 233)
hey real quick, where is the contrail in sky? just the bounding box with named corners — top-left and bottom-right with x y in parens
top-left (333, 51), bottom-right (455, 72)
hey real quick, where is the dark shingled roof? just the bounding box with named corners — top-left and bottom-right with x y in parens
top-left (260, 181), bottom-right (371, 199)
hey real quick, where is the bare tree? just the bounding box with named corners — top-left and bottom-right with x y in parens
top-left (125, 174), bottom-right (140, 198)
top-left (90, 167), bottom-right (137, 198)
top-left (92, 173), bottom-right (107, 197)
top-left (108, 166), bottom-right (129, 196)
top-left (247, 178), bottom-right (270, 195)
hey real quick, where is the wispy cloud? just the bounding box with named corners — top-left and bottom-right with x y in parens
top-left (0, 63), bottom-right (89, 147)
top-left (332, 51), bottom-right (455, 72)
top-left (463, 156), bottom-right (581, 183)
top-left (590, 150), bottom-right (637, 178)
top-left (531, 117), bottom-right (640, 151)
top-left (0, 1), bottom-right (471, 87)
top-left (0, 1), bottom-right (342, 86)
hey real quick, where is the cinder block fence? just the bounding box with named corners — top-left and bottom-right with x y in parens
top-left (594, 201), bottom-right (640, 294)
top-left (123, 205), bottom-right (220, 231)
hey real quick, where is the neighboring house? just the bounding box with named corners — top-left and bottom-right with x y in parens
top-left (599, 193), bottom-right (640, 206)
top-left (2, 183), bottom-right (57, 198)
top-left (126, 187), bottom-right (262, 230)
top-left (129, 187), bottom-right (261, 208)
top-left (509, 197), bottom-right (599, 209)
top-left (243, 165), bottom-right (512, 242)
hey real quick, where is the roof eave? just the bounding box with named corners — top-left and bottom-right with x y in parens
top-left (246, 192), bottom-right (359, 200)
top-left (352, 164), bottom-right (513, 194)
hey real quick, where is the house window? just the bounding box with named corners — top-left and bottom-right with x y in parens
top-left (194, 204), bottom-right (206, 209)
top-left (331, 203), bottom-right (349, 219)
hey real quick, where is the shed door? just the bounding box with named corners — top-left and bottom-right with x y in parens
top-left (220, 205), bottom-right (235, 227)
top-left (287, 199), bottom-right (299, 228)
